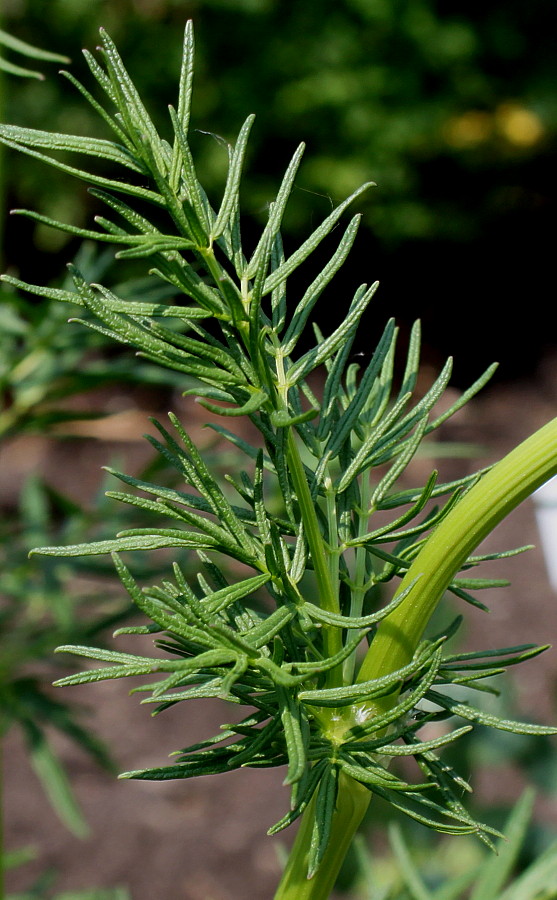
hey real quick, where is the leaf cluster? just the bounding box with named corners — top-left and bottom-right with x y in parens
top-left (3, 23), bottom-right (554, 877)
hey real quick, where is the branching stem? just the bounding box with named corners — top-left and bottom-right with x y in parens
top-left (276, 416), bottom-right (557, 898)
top-left (286, 429), bottom-right (343, 685)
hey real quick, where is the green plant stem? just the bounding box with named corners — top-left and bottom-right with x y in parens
top-left (274, 772), bottom-right (370, 900)
top-left (274, 346), bottom-right (342, 681)
top-left (286, 429), bottom-right (343, 684)
top-left (276, 416), bottom-right (557, 898)
top-left (357, 414), bottom-right (557, 688)
top-left (344, 470), bottom-right (373, 684)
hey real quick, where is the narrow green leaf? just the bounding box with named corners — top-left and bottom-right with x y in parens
top-left (105, 467), bottom-right (256, 527)
top-left (428, 363), bottom-right (498, 432)
top-left (197, 388), bottom-right (268, 417)
top-left (302, 576), bottom-right (422, 628)
top-left (204, 574), bottom-right (271, 615)
top-left (278, 687), bottom-right (308, 785)
top-left (427, 689), bottom-right (557, 735)
top-left (166, 412), bottom-right (259, 554)
top-left (269, 231), bottom-right (287, 331)
top-left (61, 69), bottom-right (131, 147)
top-left (289, 524), bottom-right (307, 585)
top-left (268, 760), bottom-right (327, 835)
top-left (55, 645), bottom-right (162, 667)
top-left (82, 47), bottom-right (118, 105)
top-left (287, 282), bottom-right (379, 385)
top-left (253, 450), bottom-right (272, 544)
top-left (345, 649), bottom-right (443, 740)
top-left (369, 415), bottom-right (429, 506)
top-left (263, 181), bottom-right (375, 295)
top-left (299, 640), bottom-right (437, 708)
top-left (335, 389), bottom-right (411, 494)
top-left (316, 322), bottom-right (358, 441)
top-left (308, 764), bottom-right (339, 878)
top-left (0, 134), bottom-right (164, 204)
top-left (293, 629), bottom-right (369, 676)
top-left (371, 782), bottom-right (494, 837)
top-left (169, 105), bottom-right (211, 235)
top-left (338, 758), bottom-right (428, 792)
top-left (370, 357), bottom-right (453, 467)
top-left (99, 28), bottom-right (166, 173)
top-left (245, 142), bottom-right (305, 280)
top-left (169, 21), bottom-right (199, 195)
top-left (212, 115), bottom-right (255, 240)
top-left (0, 124), bottom-right (144, 170)
top-left (270, 408), bottom-right (319, 428)
top-left (378, 726), bottom-right (473, 757)
top-left (244, 606), bottom-right (294, 650)
top-left (0, 29), bottom-right (69, 62)
top-left (282, 214), bottom-right (361, 355)
top-left (398, 319), bottom-right (422, 398)
top-left (31, 532), bottom-right (219, 557)
top-left (0, 57), bottom-right (45, 79)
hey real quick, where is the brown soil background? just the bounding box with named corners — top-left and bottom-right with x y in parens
top-left (4, 352), bottom-right (557, 900)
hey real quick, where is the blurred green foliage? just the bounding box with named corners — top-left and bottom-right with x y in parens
top-left (2, 0), bottom-right (555, 375)
top-left (3, 0), bottom-right (555, 240)
top-left (348, 791), bottom-right (557, 899)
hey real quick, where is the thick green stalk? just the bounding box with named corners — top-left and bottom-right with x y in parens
top-left (274, 773), bottom-right (370, 900)
top-left (275, 416), bottom-right (557, 899)
top-left (357, 415), bottom-right (557, 686)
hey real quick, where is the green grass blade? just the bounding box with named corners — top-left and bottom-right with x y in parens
top-left (497, 840), bottom-right (557, 900)
top-left (389, 824), bottom-right (436, 900)
top-left (24, 724), bottom-right (89, 837)
top-left (469, 788), bottom-right (535, 900)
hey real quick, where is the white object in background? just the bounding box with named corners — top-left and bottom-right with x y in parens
top-left (534, 474), bottom-right (557, 592)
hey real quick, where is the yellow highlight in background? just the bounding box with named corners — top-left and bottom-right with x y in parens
top-left (444, 103), bottom-right (544, 149)
top-left (495, 103), bottom-right (545, 147)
